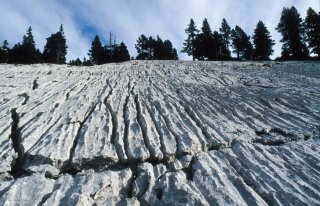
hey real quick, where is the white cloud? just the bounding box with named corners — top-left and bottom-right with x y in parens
top-left (0, 0), bottom-right (318, 60)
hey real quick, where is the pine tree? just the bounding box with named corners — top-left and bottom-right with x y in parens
top-left (0, 40), bottom-right (10, 63)
top-left (113, 42), bottom-right (130, 62)
top-left (211, 31), bottom-right (224, 60)
top-left (136, 34), bottom-right (152, 60)
top-left (276, 6), bottom-right (309, 60)
top-left (219, 18), bottom-right (232, 59)
top-left (231, 26), bottom-right (253, 60)
top-left (181, 19), bottom-right (199, 60)
top-left (136, 35), bottom-right (178, 60)
top-left (43, 25), bottom-right (68, 64)
top-left (69, 58), bottom-right (82, 66)
top-left (10, 26), bottom-right (42, 64)
top-left (252, 21), bottom-right (275, 60)
top-left (305, 8), bottom-right (320, 58)
top-left (88, 35), bottom-right (106, 65)
top-left (194, 18), bottom-right (214, 60)
top-left (163, 39), bottom-right (178, 60)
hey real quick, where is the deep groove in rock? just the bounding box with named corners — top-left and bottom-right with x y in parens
top-left (9, 109), bottom-right (25, 177)
top-left (145, 103), bottom-right (167, 159)
top-left (18, 93), bottom-right (30, 105)
top-left (66, 102), bottom-right (98, 171)
top-left (103, 79), bottom-right (117, 145)
top-left (183, 155), bottom-right (196, 181)
top-left (154, 102), bottom-right (182, 156)
top-left (32, 79), bottom-right (39, 90)
top-left (227, 156), bottom-right (273, 205)
top-left (123, 95), bottom-right (131, 159)
top-left (134, 94), bottom-right (154, 158)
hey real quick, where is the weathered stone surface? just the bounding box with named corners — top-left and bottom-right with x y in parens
top-left (0, 61), bottom-right (319, 205)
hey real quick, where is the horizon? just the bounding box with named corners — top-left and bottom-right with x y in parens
top-left (0, 0), bottom-right (319, 61)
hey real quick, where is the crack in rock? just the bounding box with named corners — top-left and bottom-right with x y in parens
top-left (9, 109), bottom-right (24, 177)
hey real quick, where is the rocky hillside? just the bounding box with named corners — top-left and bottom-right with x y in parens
top-left (0, 61), bottom-right (319, 205)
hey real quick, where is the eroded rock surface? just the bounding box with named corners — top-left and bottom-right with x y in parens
top-left (0, 61), bottom-right (319, 205)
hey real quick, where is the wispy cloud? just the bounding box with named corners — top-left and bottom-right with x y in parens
top-left (0, 0), bottom-right (318, 60)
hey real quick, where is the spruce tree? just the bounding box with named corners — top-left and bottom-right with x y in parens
top-left (181, 18), bottom-right (199, 60)
top-left (0, 40), bottom-right (9, 63)
top-left (305, 8), bottom-right (320, 58)
top-left (10, 26), bottom-right (42, 64)
top-left (43, 25), bottom-right (68, 64)
top-left (231, 26), bottom-right (253, 60)
top-left (194, 18), bottom-right (214, 60)
top-left (136, 35), bottom-right (178, 60)
top-left (276, 6), bottom-right (309, 60)
top-left (252, 21), bottom-right (275, 60)
top-left (136, 34), bottom-right (152, 60)
top-left (211, 31), bottom-right (224, 60)
top-left (88, 35), bottom-right (106, 65)
top-left (219, 18), bottom-right (232, 59)
top-left (113, 42), bottom-right (130, 62)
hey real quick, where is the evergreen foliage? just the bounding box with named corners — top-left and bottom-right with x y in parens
top-left (304, 8), bottom-right (320, 58)
top-left (10, 26), bottom-right (42, 64)
top-left (181, 19), bottom-right (199, 60)
top-left (252, 21), bottom-right (275, 60)
top-left (43, 25), bottom-right (68, 64)
top-left (219, 18), bottom-right (232, 59)
top-left (69, 58), bottom-right (82, 66)
top-left (276, 6), bottom-right (309, 60)
top-left (194, 18), bottom-right (214, 60)
top-left (0, 40), bottom-right (10, 63)
top-left (231, 26), bottom-right (253, 60)
top-left (88, 35), bottom-right (107, 65)
top-left (135, 35), bottom-right (178, 60)
top-left (113, 42), bottom-right (130, 62)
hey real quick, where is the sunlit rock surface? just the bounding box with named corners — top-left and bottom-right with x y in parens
top-left (0, 61), bottom-right (319, 205)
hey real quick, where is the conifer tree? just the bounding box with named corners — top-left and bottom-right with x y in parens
top-left (88, 35), bottom-right (106, 65)
top-left (194, 18), bottom-right (214, 60)
top-left (252, 21), bottom-right (275, 60)
top-left (10, 26), bottom-right (42, 64)
top-left (113, 42), bottom-right (130, 62)
top-left (305, 7), bottom-right (320, 58)
top-left (136, 35), bottom-right (152, 60)
top-left (0, 40), bottom-right (9, 63)
top-left (181, 18), bottom-right (199, 60)
top-left (219, 18), bottom-right (232, 59)
top-left (43, 25), bottom-right (68, 64)
top-left (276, 6), bottom-right (309, 60)
top-left (136, 35), bottom-right (178, 60)
top-left (231, 26), bottom-right (253, 60)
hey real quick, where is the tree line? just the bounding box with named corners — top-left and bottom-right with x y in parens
top-left (0, 6), bottom-right (319, 65)
top-left (182, 6), bottom-right (320, 61)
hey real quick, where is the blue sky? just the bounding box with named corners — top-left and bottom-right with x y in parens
top-left (0, 0), bottom-right (319, 61)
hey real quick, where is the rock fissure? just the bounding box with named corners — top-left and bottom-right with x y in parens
top-left (9, 109), bottom-right (25, 177)
top-left (66, 102), bottom-right (98, 171)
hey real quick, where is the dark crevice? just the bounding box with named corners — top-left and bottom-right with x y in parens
top-left (134, 94), bottom-right (155, 159)
top-left (156, 189), bottom-right (163, 200)
top-left (253, 138), bottom-right (286, 146)
top-left (227, 157), bottom-right (273, 205)
top-left (103, 80), bottom-right (117, 145)
top-left (123, 95), bottom-right (131, 159)
top-left (65, 92), bottom-right (70, 101)
top-left (183, 156), bottom-right (195, 181)
top-left (153, 102), bottom-right (182, 156)
top-left (18, 93), bottom-right (30, 105)
top-left (254, 128), bottom-right (309, 146)
top-left (9, 109), bottom-right (25, 177)
top-left (64, 103), bottom-right (98, 172)
top-left (127, 165), bottom-right (139, 198)
top-left (144, 103), bottom-right (167, 159)
top-left (32, 79), bottom-right (39, 90)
